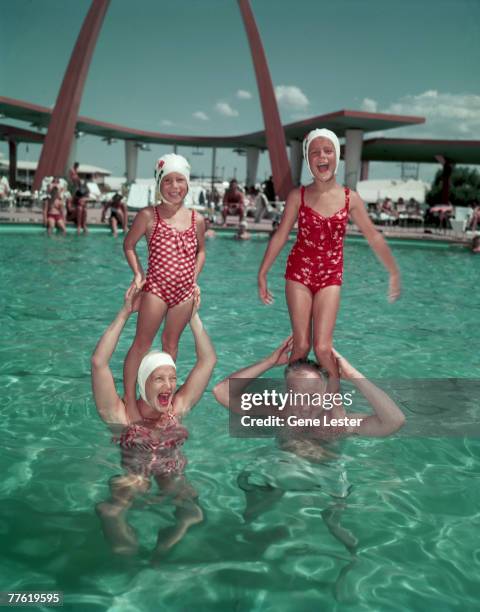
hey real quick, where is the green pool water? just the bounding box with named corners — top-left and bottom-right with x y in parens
top-left (0, 232), bottom-right (479, 611)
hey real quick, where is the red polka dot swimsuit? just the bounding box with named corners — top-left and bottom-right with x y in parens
top-left (285, 186), bottom-right (350, 293)
top-left (143, 206), bottom-right (198, 307)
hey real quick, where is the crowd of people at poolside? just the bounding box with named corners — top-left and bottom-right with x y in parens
top-left (368, 195), bottom-right (480, 233)
top-left (24, 165), bottom-right (281, 240)
top-left (39, 167), bottom-right (128, 237)
top-left (2, 163), bottom-right (480, 250)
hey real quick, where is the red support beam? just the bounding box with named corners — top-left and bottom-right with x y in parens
top-left (238, 0), bottom-right (293, 200)
top-left (33, 0), bottom-right (110, 189)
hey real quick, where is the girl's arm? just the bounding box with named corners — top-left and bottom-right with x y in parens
top-left (91, 287), bottom-right (141, 426)
top-left (333, 349), bottom-right (406, 437)
top-left (258, 188), bottom-right (301, 304)
top-left (123, 208), bottom-right (150, 287)
top-left (349, 192), bottom-right (401, 302)
top-left (174, 301), bottom-right (217, 416)
top-left (194, 214), bottom-right (206, 280)
top-left (212, 337), bottom-right (292, 411)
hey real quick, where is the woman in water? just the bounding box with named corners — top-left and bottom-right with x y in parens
top-left (258, 129), bottom-right (401, 387)
top-left (92, 286), bottom-right (216, 558)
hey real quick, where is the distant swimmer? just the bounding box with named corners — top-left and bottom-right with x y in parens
top-left (101, 193), bottom-right (128, 237)
top-left (122, 154), bottom-right (206, 416)
top-left (257, 129), bottom-right (401, 390)
top-left (204, 217), bottom-right (216, 239)
top-left (234, 220), bottom-right (251, 240)
top-left (92, 286), bottom-right (216, 559)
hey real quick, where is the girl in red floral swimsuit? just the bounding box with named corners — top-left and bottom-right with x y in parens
top-left (258, 129), bottom-right (400, 385)
top-left (123, 154), bottom-right (206, 414)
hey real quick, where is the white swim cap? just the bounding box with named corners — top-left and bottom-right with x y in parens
top-left (137, 350), bottom-right (176, 403)
top-left (154, 153), bottom-right (191, 195)
top-left (303, 129), bottom-right (340, 176)
top-left (239, 221), bottom-right (248, 229)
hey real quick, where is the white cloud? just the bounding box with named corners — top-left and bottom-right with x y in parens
top-left (237, 89), bottom-right (252, 99)
top-left (382, 91), bottom-right (480, 138)
top-left (193, 111), bottom-right (209, 121)
top-left (161, 119), bottom-right (173, 127)
top-left (275, 85), bottom-right (310, 110)
top-left (215, 101), bottom-right (239, 117)
top-left (361, 97), bottom-right (378, 113)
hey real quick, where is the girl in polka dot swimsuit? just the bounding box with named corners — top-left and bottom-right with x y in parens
top-left (258, 129), bottom-right (401, 387)
top-left (123, 154), bottom-right (206, 413)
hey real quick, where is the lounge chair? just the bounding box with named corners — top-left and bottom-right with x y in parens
top-left (450, 206), bottom-right (472, 233)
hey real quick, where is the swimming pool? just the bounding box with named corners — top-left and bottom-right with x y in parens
top-left (0, 232), bottom-right (479, 611)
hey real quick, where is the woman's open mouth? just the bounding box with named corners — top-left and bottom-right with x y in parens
top-left (157, 393), bottom-right (171, 406)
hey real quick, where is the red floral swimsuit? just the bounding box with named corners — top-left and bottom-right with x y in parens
top-left (285, 186), bottom-right (350, 293)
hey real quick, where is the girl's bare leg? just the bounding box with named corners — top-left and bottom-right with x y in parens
top-left (110, 217), bottom-right (118, 237)
top-left (82, 208), bottom-right (88, 234)
top-left (161, 297), bottom-right (195, 361)
top-left (57, 219), bottom-right (67, 235)
top-left (123, 292), bottom-right (168, 410)
top-left (96, 474), bottom-right (150, 555)
top-left (47, 218), bottom-right (54, 235)
top-left (285, 280), bottom-right (313, 361)
top-left (312, 285), bottom-right (341, 391)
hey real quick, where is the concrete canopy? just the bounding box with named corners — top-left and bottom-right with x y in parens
top-left (0, 123), bottom-right (44, 144)
top-left (358, 137), bottom-right (480, 165)
top-left (283, 110), bottom-right (424, 142)
top-left (0, 96), bottom-right (424, 150)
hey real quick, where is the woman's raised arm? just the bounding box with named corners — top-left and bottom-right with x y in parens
top-left (91, 287), bottom-right (141, 425)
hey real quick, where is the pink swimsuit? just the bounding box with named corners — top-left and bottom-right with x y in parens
top-left (285, 186), bottom-right (350, 293)
top-left (114, 412), bottom-right (188, 477)
top-left (143, 206), bottom-right (198, 307)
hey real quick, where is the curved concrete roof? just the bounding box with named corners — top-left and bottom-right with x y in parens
top-left (360, 137), bottom-right (480, 164)
top-left (0, 96), bottom-right (424, 149)
top-left (3, 97), bottom-right (478, 166)
top-left (0, 123), bottom-right (44, 143)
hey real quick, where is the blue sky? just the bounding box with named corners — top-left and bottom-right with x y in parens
top-left (1, 0), bottom-right (479, 184)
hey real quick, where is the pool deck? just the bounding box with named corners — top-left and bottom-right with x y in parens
top-left (0, 206), bottom-right (475, 245)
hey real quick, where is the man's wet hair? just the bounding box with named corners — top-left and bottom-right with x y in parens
top-left (284, 358), bottom-right (326, 377)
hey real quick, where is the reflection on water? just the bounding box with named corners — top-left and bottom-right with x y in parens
top-left (0, 234), bottom-right (479, 609)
